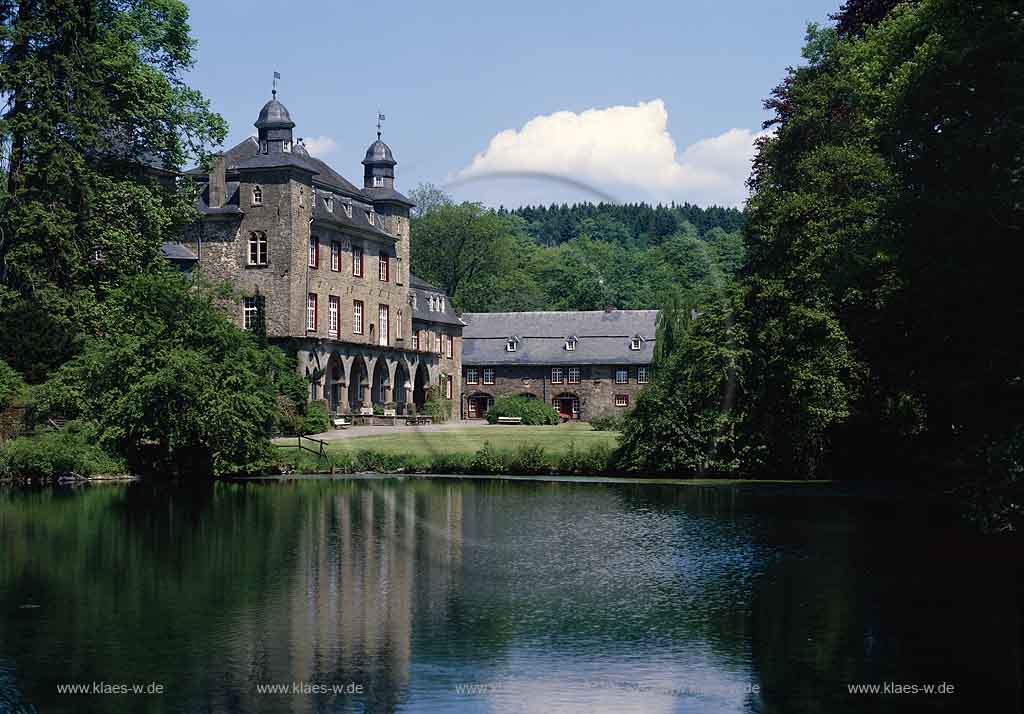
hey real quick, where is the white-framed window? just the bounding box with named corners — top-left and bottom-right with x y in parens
top-left (352, 246), bottom-right (363, 277)
top-left (439, 296), bottom-right (446, 312)
top-left (412, 332), bottom-right (419, 350)
top-left (306, 293), bottom-right (317, 332)
top-left (551, 367), bottom-right (564, 384)
top-left (366, 210), bottom-right (374, 224)
top-left (344, 203), bottom-right (352, 218)
top-left (243, 297), bottom-right (258, 331)
top-left (445, 375), bottom-right (453, 400)
top-left (466, 368), bottom-right (478, 385)
top-left (379, 304), bottom-right (389, 346)
top-left (247, 231), bottom-right (268, 265)
top-left (630, 337), bottom-right (642, 351)
top-left (283, 139), bottom-right (291, 153)
top-left (566, 338), bottom-right (577, 351)
top-left (373, 175), bottom-right (384, 187)
top-left (396, 308), bottom-right (403, 339)
top-left (308, 236), bottom-right (319, 268)
top-left (446, 333), bottom-right (453, 358)
top-left (615, 394), bottom-right (630, 408)
top-left (328, 295), bottom-right (339, 337)
top-left (378, 252), bottom-right (389, 281)
top-left (568, 367), bottom-right (580, 384)
top-left (330, 241), bottom-right (340, 271)
top-left (615, 368), bottom-right (629, 384)
top-left (252, 184), bottom-right (263, 206)
top-left (506, 338), bottom-right (517, 352)
top-left (353, 300), bottom-right (364, 335)
top-left (483, 368), bottom-right (494, 385)
top-left (436, 331), bottom-right (443, 355)
top-left (325, 195), bottom-right (334, 212)
top-left (638, 367), bottom-right (650, 384)
top-left (411, 293), bottom-right (418, 310)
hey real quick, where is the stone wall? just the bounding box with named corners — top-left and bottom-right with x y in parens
top-left (461, 364), bottom-right (649, 420)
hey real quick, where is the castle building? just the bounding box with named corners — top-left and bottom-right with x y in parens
top-left (169, 92), bottom-right (463, 415)
top-left (460, 309), bottom-right (657, 420)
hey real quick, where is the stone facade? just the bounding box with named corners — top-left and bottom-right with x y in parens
top-left (460, 310), bottom-right (657, 421)
top-left (462, 364), bottom-right (650, 420)
top-left (169, 93), bottom-right (463, 416)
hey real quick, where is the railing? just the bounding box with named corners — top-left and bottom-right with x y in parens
top-left (277, 434), bottom-right (329, 465)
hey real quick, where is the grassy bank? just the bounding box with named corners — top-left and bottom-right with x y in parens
top-left (274, 425), bottom-right (621, 476)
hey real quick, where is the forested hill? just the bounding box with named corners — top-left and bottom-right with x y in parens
top-left (499, 202), bottom-right (745, 247)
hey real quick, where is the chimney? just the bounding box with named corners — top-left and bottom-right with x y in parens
top-left (208, 153), bottom-right (225, 208)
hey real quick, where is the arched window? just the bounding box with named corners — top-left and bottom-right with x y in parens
top-left (252, 185), bottom-right (263, 206)
top-left (248, 231), bottom-right (267, 265)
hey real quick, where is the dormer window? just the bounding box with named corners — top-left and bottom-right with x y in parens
top-left (373, 176), bottom-right (384, 187)
top-left (630, 337), bottom-right (642, 351)
top-left (344, 203), bottom-right (353, 218)
top-left (506, 338), bottom-right (518, 353)
top-left (325, 195), bottom-right (334, 212)
top-left (439, 297), bottom-right (445, 312)
top-left (283, 140), bottom-right (291, 153)
top-left (252, 185), bottom-right (263, 206)
top-left (566, 337), bottom-right (577, 351)
top-left (366, 210), bottom-right (375, 225)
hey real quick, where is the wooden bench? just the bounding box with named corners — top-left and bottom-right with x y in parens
top-left (496, 416), bottom-right (523, 425)
top-left (331, 416), bottom-right (351, 430)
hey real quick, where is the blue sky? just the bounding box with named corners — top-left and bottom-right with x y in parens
top-left (183, 0), bottom-right (837, 207)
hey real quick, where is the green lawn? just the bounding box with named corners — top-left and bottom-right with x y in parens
top-left (325, 424), bottom-right (619, 457)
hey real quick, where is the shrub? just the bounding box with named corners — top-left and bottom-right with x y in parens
top-left (302, 402), bottom-right (331, 435)
top-left (0, 421), bottom-right (125, 480)
top-left (590, 415), bottom-right (624, 432)
top-left (507, 444), bottom-right (548, 474)
top-left (423, 384), bottom-right (453, 423)
top-left (470, 441), bottom-right (506, 474)
top-left (275, 395), bottom-right (304, 435)
top-left (0, 359), bottom-right (25, 409)
top-left (485, 395), bottom-right (559, 425)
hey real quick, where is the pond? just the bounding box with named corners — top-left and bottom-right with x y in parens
top-left (0, 478), bottom-right (1018, 713)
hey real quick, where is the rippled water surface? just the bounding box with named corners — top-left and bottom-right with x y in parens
top-left (0, 478), bottom-right (1019, 713)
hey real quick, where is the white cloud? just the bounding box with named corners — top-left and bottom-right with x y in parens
top-left (450, 99), bottom-right (768, 208)
top-left (302, 135), bottom-right (338, 157)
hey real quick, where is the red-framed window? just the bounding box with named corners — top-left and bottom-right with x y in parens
top-left (353, 300), bottom-right (364, 335)
top-left (306, 293), bottom-right (317, 331)
top-left (378, 252), bottom-right (389, 282)
top-left (330, 241), bottom-right (340, 271)
top-left (328, 295), bottom-right (339, 337)
top-left (308, 237), bottom-right (319, 268)
top-left (352, 246), bottom-right (364, 277)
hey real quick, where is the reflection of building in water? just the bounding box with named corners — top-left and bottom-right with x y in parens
top-left (223, 482), bottom-right (463, 713)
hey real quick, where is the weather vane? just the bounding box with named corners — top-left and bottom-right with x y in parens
top-left (272, 71), bottom-right (280, 98)
top-left (377, 111), bottom-right (386, 140)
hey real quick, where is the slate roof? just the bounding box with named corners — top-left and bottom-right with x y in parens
top-left (409, 274), bottom-right (464, 326)
top-left (312, 192), bottom-right (395, 240)
top-left (363, 186), bottom-right (415, 206)
top-left (255, 98), bottom-right (294, 128)
top-left (461, 310), bottom-right (658, 366)
top-left (195, 181), bottom-right (242, 214)
top-left (161, 242), bottom-right (198, 261)
top-left (363, 139), bottom-right (396, 165)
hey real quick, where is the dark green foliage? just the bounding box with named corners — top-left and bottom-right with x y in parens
top-left (617, 301), bottom-right (756, 476)
top-left (0, 358), bottom-right (25, 409)
top-left (0, 421), bottom-right (125, 480)
top-left (423, 384), bottom-right (453, 423)
top-left (470, 442), bottom-right (506, 475)
top-left (301, 402), bottom-right (330, 436)
top-left (744, 0), bottom-right (1024, 486)
top-left (557, 442), bottom-right (614, 475)
top-left (506, 444), bottom-right (549, 475)
top-left (411, 190), bottom-right (746, 314)
top-left (589, 416), bottom-right (624, 432)
top-left (485, 395), bottom-right (559, 426)
top-left (30, 273), bottom-right (296, 476)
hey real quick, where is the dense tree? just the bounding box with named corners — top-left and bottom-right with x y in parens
top-left (30, 273), bottom-right (304, 476)
top-left (0, 0), bottom-right (225, 377)
top-left (744, 0), bottom-right (1023, 478)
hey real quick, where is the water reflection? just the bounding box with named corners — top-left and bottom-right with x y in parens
top-left (0, 479), bottom-right (1018, 713)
